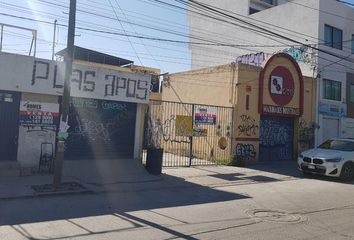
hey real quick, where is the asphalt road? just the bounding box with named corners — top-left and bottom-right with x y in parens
top-left (1, 167), bottom-right (354, 240)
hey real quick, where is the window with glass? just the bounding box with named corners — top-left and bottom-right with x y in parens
top-left (324, 79), bottom-right (341, 101)
top-left (324, 24), bottom-right (343, 50)
top-left (249, 8), bottom-right (260, 14)
top-left (318, 139), bottom-right (354, 152)
top-left (261, 0), bottom-right (274, 4)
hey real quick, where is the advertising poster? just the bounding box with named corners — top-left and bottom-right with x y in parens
top-left (194, 105), bottom-right (217, 125)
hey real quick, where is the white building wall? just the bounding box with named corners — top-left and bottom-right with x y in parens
top-left (189, 0), bottom-right (354, 146)
top-left (316, 0), bottom-right (354, 144)
top-left (189, 0), bottom-right (320, 77)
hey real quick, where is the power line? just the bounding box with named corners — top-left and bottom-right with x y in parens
top-left (30, 0), bottom-right (273, 48)
top-left (338, 0), bottom-right (354, 7)
top-left (106, 0), bottom-right (143, 65)
top-left (182, 0), bottom-right (354, 65)
top-left (2, 5), bottom-right (353, 74)
top-left (288, 1), bottom-right (354, 24)
top-left (0, 12), bottom-right (307, 48)
top-left (111, 0), bottom-right (162, 70)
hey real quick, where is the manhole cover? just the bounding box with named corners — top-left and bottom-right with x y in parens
top-left (246, 209), bottom-right (306, 223)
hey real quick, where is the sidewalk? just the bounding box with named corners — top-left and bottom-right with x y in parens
top-left (0, 160), bottom-right (301, 200)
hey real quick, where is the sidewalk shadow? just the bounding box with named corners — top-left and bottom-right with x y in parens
top-left (0, 173), bottom-right (250, 227)
top-left (244, 161), bottom-right (354, 185)
top-left (244, 160), bottom-right (302, 178)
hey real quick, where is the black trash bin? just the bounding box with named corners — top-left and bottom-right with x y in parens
top-left (146, 148), bottom-right (163, 175)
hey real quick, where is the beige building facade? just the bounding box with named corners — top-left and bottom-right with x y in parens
top-left (162, 53), bottom-right (317, 164)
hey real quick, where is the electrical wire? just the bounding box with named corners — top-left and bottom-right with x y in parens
top-left (106, 0), bottom-right (143, 65)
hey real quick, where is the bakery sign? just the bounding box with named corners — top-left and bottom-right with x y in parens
top-left (259, 53), bottom-right (303, 117)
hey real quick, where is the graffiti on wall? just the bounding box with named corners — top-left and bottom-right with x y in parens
top-left (236, 52), bottom-right (265, 66)
top-left (235, 143), bottom-right (256, 160)
top-left (260, 118), bottom-right (293, 160)
top-left (237, 115), bottom-right (259, 137)
top-left (260, 119), bottom-right (289, 146)
top-left (23, 125), bottom-right (56, 134)
top-left (299, 119), bottom-right (315, 153)
top-left (17, 125), bottom-right (56, 168)
top-left (70, 107), bottom-right (131, 142)
top-left (281, 46), bottom-right (312, 64)
top-left (145, 114), bottom-right (190, 147)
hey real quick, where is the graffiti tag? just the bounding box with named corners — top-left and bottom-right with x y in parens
top-left (236, 52), bottom-right (265, 66)
top-left (238, 115), bottom-right (259, 136)
top-left (235, 144), bottom-right (256, 159)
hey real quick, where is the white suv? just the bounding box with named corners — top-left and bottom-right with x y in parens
top-left (297, 138), bottom-right (354, 181)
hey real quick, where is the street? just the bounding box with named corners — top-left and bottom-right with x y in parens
top-left (1, 0), bottom-right (354, 239)
top-left (1, 164), bottom-right (354, 240)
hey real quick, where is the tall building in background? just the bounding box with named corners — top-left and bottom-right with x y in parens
top-left (188, 0), bottom-right (354, 145)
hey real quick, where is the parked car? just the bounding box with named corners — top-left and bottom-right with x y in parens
top-left (298, 138), bottom-right (354, 181)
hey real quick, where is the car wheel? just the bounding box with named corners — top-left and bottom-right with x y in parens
top-left (340, 163), bottom-right (354, 182)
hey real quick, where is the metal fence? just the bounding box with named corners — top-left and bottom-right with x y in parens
top-left (143, 100), bottom-right (233, 167)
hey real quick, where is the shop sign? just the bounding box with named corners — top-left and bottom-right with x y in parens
top-left (0, 53), bottom-right (151, 104)
top-left (194, 105), bottom-right (216, 125)
top-left (263, 105), bottom-right (300, 116)
top-left (318, 101), bottom-right (346, 117)
top-left (19, 101), bottom-right (60, 126)
top-left (259, 53), bottom-right (304, 117)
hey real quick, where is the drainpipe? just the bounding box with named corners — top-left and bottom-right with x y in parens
top-left (229, 62), bottom-right (236, 105)
top-left (315, 70), bottom-right (321, 146)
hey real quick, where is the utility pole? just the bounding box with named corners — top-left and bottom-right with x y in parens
top-left (0, 25), bottom-right (3, 52)
top-left (53, 0), bottom-right (76, 189)
top-left (52, 20), bottom-right (57, 61)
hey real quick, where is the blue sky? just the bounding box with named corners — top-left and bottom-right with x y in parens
top-left (0, 0), bottom-right (354, 73)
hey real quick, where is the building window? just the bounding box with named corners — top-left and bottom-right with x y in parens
top-left (249, 8), bottom-right (260, 14)
top-left (350, 85), bottom-right (354, 103)
top-left (324, 24), bottom-right (343, 50)
top-left (352, 35), bottom-right (354, 54)
top-left (261, 0), bottom-right (275, 5)
top-left (324, 79), bottom-right (341, 101)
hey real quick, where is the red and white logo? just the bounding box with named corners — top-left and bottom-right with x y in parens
top-left (270, 76), bottom-right (283, 95)
top-left (268, 66), bottom-right (295, 106)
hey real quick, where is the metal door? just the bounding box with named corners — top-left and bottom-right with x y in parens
top-left (259, 116), bottom-right (294, 161)
top-left (0, 91), bottom-right (20, 161)
top-left (322, 117), bottom-right (339, 142)
top-left (65, 98), bottom-right (137, 160)
top-left (143, 100), bottom-right (233, 167)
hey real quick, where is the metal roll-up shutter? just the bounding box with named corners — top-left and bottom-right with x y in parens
top-left (259, 116), bottom-right (294, 161)
top-left (65, 98), bottom-right (136, 160)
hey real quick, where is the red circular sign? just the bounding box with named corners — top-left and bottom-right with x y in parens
top-left (268, 66), bottom-right (294, 106)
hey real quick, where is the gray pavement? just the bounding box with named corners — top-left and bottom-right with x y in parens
top-left (1, 161), bottom-right (354, 239)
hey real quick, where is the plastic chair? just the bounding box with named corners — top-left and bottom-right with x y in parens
top-left (38, 142), bottom-right (54, 173)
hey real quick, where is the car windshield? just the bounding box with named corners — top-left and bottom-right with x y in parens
top-left (318, 140), bottom-right (354, 151)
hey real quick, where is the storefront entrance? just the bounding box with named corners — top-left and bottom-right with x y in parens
top-left (65, 98), bottom-right (137, 160)
top-left (259, 116), bottom-right (294, 161)
top-left (0, 91), bottom-right (20, 161)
